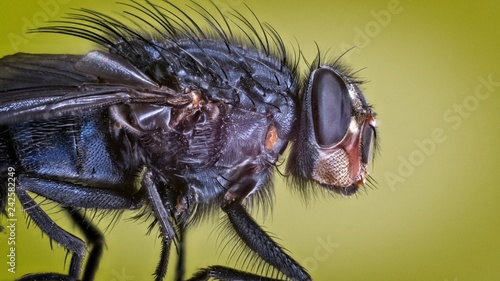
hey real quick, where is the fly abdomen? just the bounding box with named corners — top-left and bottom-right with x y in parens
top-left (2, 109), bottom-right (137, 192)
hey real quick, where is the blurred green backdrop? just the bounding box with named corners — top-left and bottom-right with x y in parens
top-left (1, 1), bottom-right (500, 280)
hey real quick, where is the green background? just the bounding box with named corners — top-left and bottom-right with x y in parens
top-left (1, 0), bottom-right (500, 280)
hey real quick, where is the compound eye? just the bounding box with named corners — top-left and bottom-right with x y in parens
top-left (311, 68), bottom-right (352, 146)
top-left (361, 122), bottom-right (376, 164)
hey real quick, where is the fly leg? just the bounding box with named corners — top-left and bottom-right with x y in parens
top-left (187, 200), bottom-right (311, 281)
top-left (16, 208), bottom-right (109, 281)
top-left (64, 207), bottom-right (104, 281)
top-left (175, 224), bottom-right (186, 281)
top-left (187, 266), bottom-right (284, 281)
top-left (142, 169), bottom-right (176, 281)
top-left (14, 175), bottom-right (141, 281)
top-left (16, 188), bottom-right (85, 280)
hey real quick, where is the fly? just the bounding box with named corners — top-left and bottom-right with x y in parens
top-left (0, 1), bottom-right (378, 280)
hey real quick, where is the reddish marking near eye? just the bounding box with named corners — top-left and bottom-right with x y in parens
top-left (265, 124), bottom-right (278, 150)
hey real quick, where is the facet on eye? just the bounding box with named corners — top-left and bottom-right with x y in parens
top-left (311, 68), bottom-right (352, 147)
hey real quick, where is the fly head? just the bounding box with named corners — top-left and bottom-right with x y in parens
top-left (288, 64), bottom-right (377, 196)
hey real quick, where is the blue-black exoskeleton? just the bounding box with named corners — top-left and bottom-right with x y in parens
top-left (0, 1), bottom-right (377, 280)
